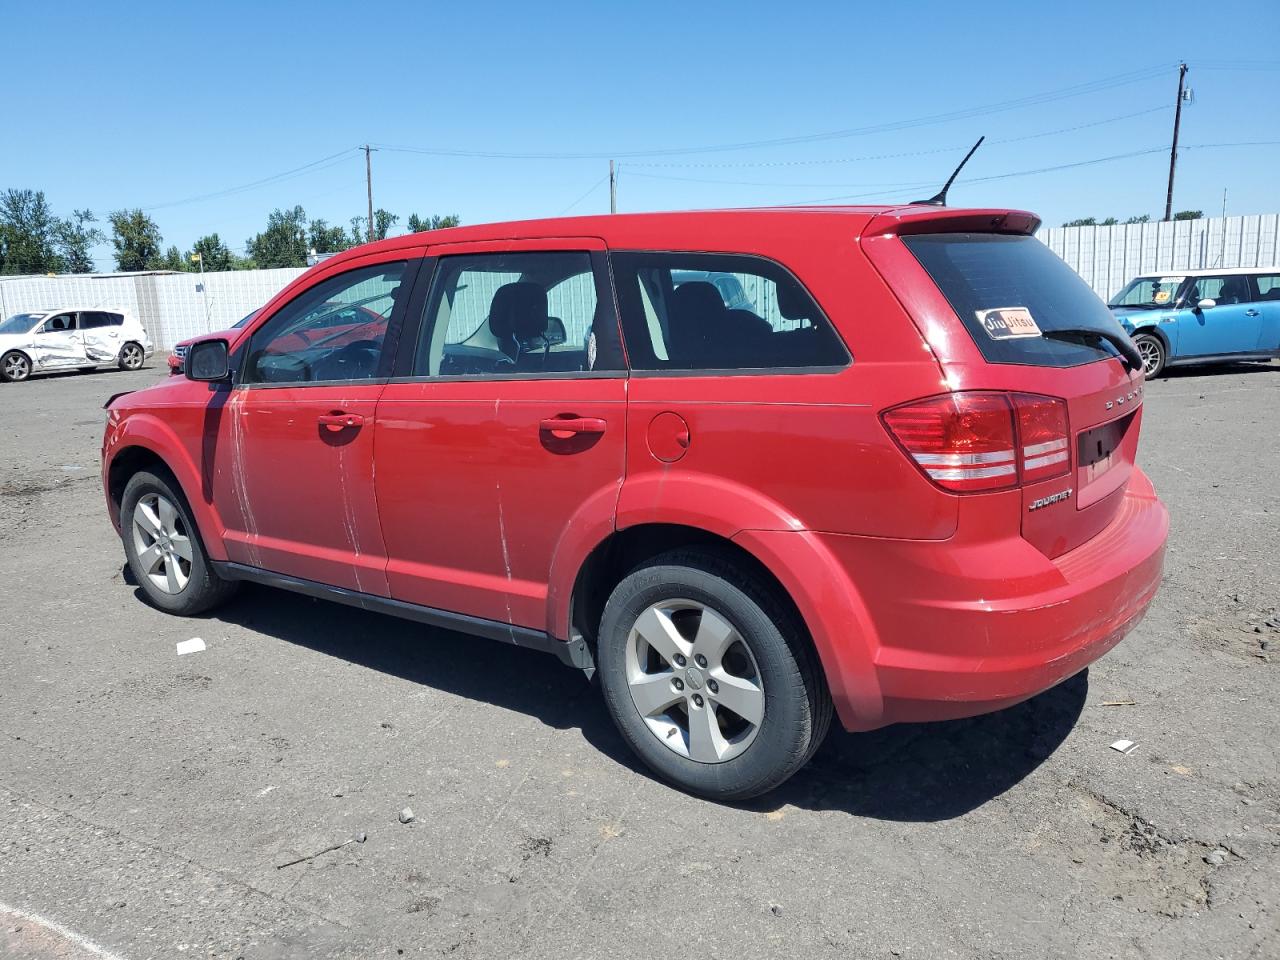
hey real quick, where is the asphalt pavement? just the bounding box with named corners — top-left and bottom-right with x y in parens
top-left (1, 361), bottom-right (1277, 959)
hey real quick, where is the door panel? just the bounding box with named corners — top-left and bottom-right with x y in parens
top-left (1175, 276), bottom-right (1262, 356)
top-left (207, 253), bottom-right (418, 592)
top-left (81, 311), bottom-right (124, 362)
top-left (374, 239), bottom-right (628, 631)
top-left (375, 378), bottom-right (627, 626)
top-left (32, 314), bottom-right (87, 367)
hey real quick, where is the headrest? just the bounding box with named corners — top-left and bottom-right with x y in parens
top-left (489, 282), bottom-right (549, 342)
top-left (775, 282), bottom-right (811, 321)
top-left (670, 281), bottom-right (727, 320)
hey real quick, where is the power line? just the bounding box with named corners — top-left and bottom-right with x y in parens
top-left (622, 106), bottom-right (1171, 170)
top-left (780, 141), bottom-right (1280, 206)
top-left (556, 172), bottom-right (611, 216)
top-left (371, 64), bottom-right (1174, 161)
top-left (141, 148), bottom-right (360, 212)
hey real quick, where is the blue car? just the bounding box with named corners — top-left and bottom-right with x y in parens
top-left (1109, 269), bottom-right (1280, 377)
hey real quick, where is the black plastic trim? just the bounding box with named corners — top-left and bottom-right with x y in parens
top-left (211, 561), bottom-right (595, 671)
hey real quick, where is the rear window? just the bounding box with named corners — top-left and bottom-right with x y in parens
top-left (612, 252), bottom-right (849, 372)
top-left (903, 233), bottom-right (1127, 368)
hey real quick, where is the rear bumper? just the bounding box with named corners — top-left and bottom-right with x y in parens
top-left (811, 469), bottom-right (1168, 730)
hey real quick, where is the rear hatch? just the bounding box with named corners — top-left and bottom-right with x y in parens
top-left (864, 213), bottom-right (1146, 559)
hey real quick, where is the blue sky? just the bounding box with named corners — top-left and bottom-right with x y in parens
top-left (4, 1), bottom-right (1277, 269)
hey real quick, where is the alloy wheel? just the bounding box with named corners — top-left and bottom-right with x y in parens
top-left (3, 353), bottom-right (30, 381)
top-left (121, 344), bottom-right (144, 369)
top-left (625, 599), bottom-right (765, 763)
top-left (1137, 338), bottom-right (1161, 377)
top-left (131, 492), bottom-right (193, 594)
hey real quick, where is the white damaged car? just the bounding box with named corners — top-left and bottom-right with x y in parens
top-left (0, 309), bottom-right (153, 382)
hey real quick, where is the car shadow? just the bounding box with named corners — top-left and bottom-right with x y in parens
top-left (190, 581), bottom-right (1085, 822)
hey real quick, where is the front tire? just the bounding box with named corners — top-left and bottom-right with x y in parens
top-left (1, 350), bottom-right (32, 383)
top-left (1134, 332), bottom-right (1166, 378)
top-left (118, 342), bottom-right (145, 371)
top-left (121, 469), bottom-right (238, 615)
top-left (597, 549), bottom-right (831, 800)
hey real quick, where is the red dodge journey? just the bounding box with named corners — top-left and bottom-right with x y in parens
top-left (102, 206), bottom-right (1168, 799)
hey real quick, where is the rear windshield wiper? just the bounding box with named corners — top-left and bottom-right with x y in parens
top-left (1041, 327), bottom-right (1143, 372)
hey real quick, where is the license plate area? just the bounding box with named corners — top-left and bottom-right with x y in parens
top-left (1076, 411), bottom-right (1136, 507)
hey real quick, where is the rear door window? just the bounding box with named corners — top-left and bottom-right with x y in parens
top-left (903, 233), bottom-right (1129, 368)
top-left (612, 252), bottom-right (849, 372)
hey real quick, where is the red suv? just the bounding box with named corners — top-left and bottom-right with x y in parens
top-left (102, 207), bottom-right (1168, 800)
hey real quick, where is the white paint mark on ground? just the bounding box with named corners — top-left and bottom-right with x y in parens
top-left (0, 901), bottom-right (130, 960)
top-left (175, 638), bottom-right (206, 656)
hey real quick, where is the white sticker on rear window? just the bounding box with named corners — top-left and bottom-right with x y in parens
top-left (975, 306), bottom-right (1042, 341)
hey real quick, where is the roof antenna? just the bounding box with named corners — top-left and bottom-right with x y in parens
top-left (912, 136), bottom-right (985, 206)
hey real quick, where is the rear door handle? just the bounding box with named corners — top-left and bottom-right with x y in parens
top-left (319, 412), bottom-right (365, 430)
top-left (539, 416), bottom-right (607, 436)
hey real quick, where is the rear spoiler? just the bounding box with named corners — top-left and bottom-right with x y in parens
top-left (863, 207), bottom-right (1041, 238)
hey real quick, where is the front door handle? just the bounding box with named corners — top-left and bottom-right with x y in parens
top-left (319, 412), bottom-right (364, 431)
top-left (1245, 308), bottom-right (1260, 317)
top-left (539, 416), bottom-right (607, 437)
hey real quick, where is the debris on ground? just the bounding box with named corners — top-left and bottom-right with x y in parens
top-left (1204, 848), bottom-right (1230, 866)
top-left (1110, 739), bottom-right (1140, 755)
top-left (175, 638), bottom-right (205, 656)
top-left (1099, 700), bottom-right (1138, 707)
top-left (398, 807), bottom-right (414, 824)
top-left (276, 832), bottom-right (368, 869)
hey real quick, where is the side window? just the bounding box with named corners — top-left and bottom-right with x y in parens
top-left (42, 313), bottom-right (77, 333)
top-left (81, 311), bottom-right (117, 329)
top-left (412, 251), bottom-right (624, 377)
top-left (243, 262), bottom-right (407, 384)
top-left (1255, 274), bottom-right (1280, 301)
top-left (1190, 275), bottom-right (1249, 306)
top-left (612, 252), bottom-right (850, 371)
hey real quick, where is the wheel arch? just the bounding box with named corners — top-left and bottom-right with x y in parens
top-left (563, 520), bottom-right (883, 731)
top-left (1132, 324), bottom-right (1171, 353)
top-left (104, 418), bottom-right (229, 561)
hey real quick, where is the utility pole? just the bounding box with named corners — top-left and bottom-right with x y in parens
top-left (366, 146), bottom-right (373, 245)
top-left (609, 160), bottom-right (617, 214)
top-left (1163, 62), bottom-right (1188, 222)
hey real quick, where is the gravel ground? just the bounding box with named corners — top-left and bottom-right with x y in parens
top-left (0, 361), bottom-right (1277, 960)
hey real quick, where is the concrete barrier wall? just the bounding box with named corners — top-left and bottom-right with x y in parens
top-left (1040, 214), bottom-right (1280, 300)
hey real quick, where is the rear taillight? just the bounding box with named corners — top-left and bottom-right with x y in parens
top-left (882, 392), bottom-right (1070, 494)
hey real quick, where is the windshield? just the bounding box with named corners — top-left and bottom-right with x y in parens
top-left (1109, 276), bottom-right (1187, 309)
top-left (0, 313), bottom-right (44, 335)
top-left (903, 233), bottom-right (1127, 368)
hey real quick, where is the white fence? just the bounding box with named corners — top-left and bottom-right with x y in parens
top-left (5, 214), bottom-right (1279, 349)
top-left (1040, 214), bottom-right (1280, 301)
top-left (0, 268), bottom-right (307, 350)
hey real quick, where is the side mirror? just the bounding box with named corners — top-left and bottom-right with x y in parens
top-left (186, 339), bottom-right (231, 382)
top-left (1196, 297), bottom-right (1217, 311)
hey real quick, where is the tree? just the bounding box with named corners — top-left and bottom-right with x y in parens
top-left (54, 209), bottom-right (104, 273)
top-left (161, 246), bottom-right (188, 272)
top-left (109, 209), bottom-right (164, 271)
top-left (407, 213), bottom-right (461, 232)
top-left (349, 208), bottom-right (401, 244)
top-left (1062, 217), bottom-right (1097, 227)
top-left (1124, 214), bottom-right (1151, 224)
top-left (1173, 210), bottom-right (1202, 221)
top-left (307, 218), bottom-right (350, 255)
top-left (191, 233), bottom-right (233, 271)
top-left (247, 206), bottom-right (308, 268)
top-left (0, 189), bottom-right (64, 274)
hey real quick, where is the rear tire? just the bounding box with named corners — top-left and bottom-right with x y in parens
top-left (1134, 332), bottom-right (1166, 378)
top-left (118, 342), bottom-right (145, 371)
top-left (2, 350), bottom-right (32, 383)
top-left (597, 548), bottom-right (831, 801)
top-left (121, 469), bottom-right (238, 615)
